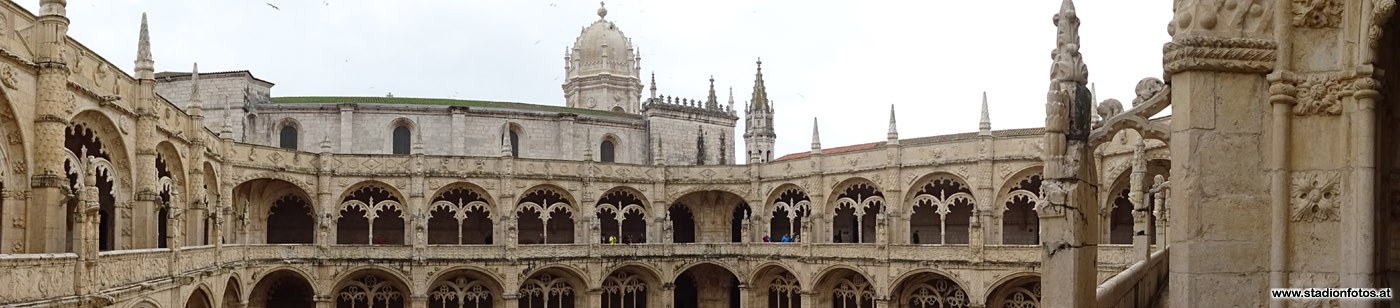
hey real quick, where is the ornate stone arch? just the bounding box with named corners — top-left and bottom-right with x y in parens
top-left (426, 266), bottom-right (505, 308)
top-left (248, 267), bottom-right (319, 307)
top-left (906, 172), bottom-right (976, 245)
top-left (332, 266), bottom-right (413, 308)
top-left (0, 81), bottom-right (25, 190)
top-left (600, 264), bottom-right (664, 308)
top-left (222, 274), bottom-right (244, 304)
top-left (336, 181), bottom-right (406, 245)
top-left (596, 185), bottom-right (650, 218)
top-left (154, 141), bottom-right (188, 201)
top-left (996, 166), bottom-right (1044, 209)
top-left (518, 265), bottom-right (591, 292)
top-left (748, 262), bottom-right (804, 288)
top-left (889, 269), bottom-right (971, 308)
top-left (813, 265), bottom-right (878, 305)
top-left (126, 298), bottom-right (161, 308)
top-left (672, 261), bottom-right (746, 285)
top-left (184, 283), bottom-right (215, 308)
top-left (828, 177), bottom-right (886, 215)
top-left (428, 181), bottom-right (494, 245)
top-left (984, 272), bottom-right (1040, 308)
top-left (515, 184), bottom-right (577, 216)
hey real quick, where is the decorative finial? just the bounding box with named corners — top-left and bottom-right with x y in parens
top-left (887, 105), bottom-right (899, 144)
top-left (706, 75), bottom-right (719, 110)
top-left (979, 92), bottom-right (992, 135)
top-left (189, 62), bottom-right (203, 112)
top-left (135, 13), bottom-right (154, 80)
top-left (810, 117), bottom-right (822, 154)
top-left (756, 57), bottom-right (763, 71)
top-left (649, 71), bottom-right (657, 99)
top-left (597, 1), bottom-right (608, 19)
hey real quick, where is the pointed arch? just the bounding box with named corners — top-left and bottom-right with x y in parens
top-left (985, 274), bottom-right (1040, 308)
top-left (65, 111), bottom-right (131, 252)
top-left (221, 276), bottom-right (242, 308)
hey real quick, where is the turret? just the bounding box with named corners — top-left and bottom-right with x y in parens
top-left (743, 58), bottom-right (776, 164)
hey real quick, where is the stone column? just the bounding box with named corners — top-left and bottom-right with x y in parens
top-left (313, 295), bottom-right (333, 308)
top-left (409, 294), bottom-right (428, 308)
top-left (501, 293), bottom-right (520, 308)
top-left (1130, 139), bottom-right (1150, 262)
top-left (1038, 1), bottom-right (1097, 306)
top-left (587, 289), bottom-right (603, 308)
top-left (1345, 78), bottom-right (1379, 305)
top-left (1163, 0), bottom-right (1276, 305)
top-left (737, 284), bottom-right (750, 308)
top-left (29, 0), bottom-right (72, 254)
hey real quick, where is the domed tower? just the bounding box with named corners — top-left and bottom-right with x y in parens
top-left (563, 2), bottom-right (644, 114)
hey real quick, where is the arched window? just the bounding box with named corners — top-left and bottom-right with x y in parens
top-left (279, 125), bottom-right (298, 149)
top-left (509, 130), bottom-right (520, 158)
top-left (392, 126), bottom-right (411, 155)
top-left (600, 139), bottom-right (616, 163)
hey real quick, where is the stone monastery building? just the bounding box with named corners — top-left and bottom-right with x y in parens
top-left (0, 0), bottom-right (1396, 308)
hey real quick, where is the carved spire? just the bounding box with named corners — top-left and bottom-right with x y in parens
top-left (188, 63), bottom-right (203, 116)
top-left (727, 86), bottom-right (735, 113)
top-left (979, 92), bottom-right (992, 136)
top-left (810, 117), bottom-right (821, 154)
top-left (706, 75), bottom-right (719, 110)
top-left (751, 58), bottom-right (769, 110)
top-left (1050, 0), bottom-right (1087, 84)
top-left (886, 105), bottom-right (899, 144)
top-left (219, 96), bottom-right (233, 139)
top-left (656, 138), bottom-right (667, 165)
top-left (649, 72), bottom-right (657, 99)
top-left (135, 13), bottom-right (155, 80)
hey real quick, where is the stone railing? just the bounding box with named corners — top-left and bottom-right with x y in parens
top-left (1096, 247), bottom-right (1170, 308)
top-left (0, 243), bottom-right (1149, 305)
top-left (0, 253), bottom-right (79, 304)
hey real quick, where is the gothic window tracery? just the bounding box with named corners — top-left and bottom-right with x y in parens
top-left (766, 271), bottom-right (801, 308)
top-left (602, 271), bottom-right (647, 308)
top-left (63, 123), bottom-right (117, 252)
top-left (910, 176), bottom-right (974, 245)
top-left (519, 274), bottom-right (575, 308)
top-left (428, 186), bottom-right (493, 245)
top-left (830, 274), bottom-right (874, 308)
top-left (336, 274), bottom-right (405, 308)
top-left (1002, 174), bottom-right (1042, 245)
top-left (516, 188), bottom-right (574, 244)
top-left (896, 274), bottom-right (968, 308)
top-left (429, 276), bottom-right (493, 308)
top-left (770, 187), bottom-right (811, 242)
top-left (597, 189), bottom-right (646, 243)
top-left (833, 182), bottom-right (884, 243)
top-left (988, 277), bottom-right (1040, 308)
top-left (337, 185), bottom-right (404, 245)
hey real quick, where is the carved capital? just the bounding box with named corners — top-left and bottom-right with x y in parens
top-left (1164, 37), bottom-right (1277, 75)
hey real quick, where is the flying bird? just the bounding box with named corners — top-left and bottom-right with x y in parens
top-left (266, 3), bottom-right (280, 10)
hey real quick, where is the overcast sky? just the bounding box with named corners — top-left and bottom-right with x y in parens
top-left (23, 1), bottom-right (1172, 159)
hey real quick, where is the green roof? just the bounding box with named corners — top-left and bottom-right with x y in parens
top-left (270, 96), bottom-right (635, 118)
